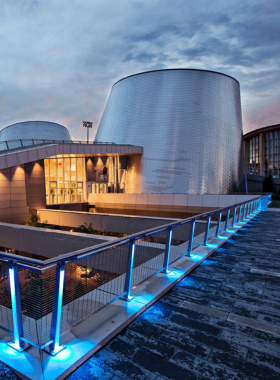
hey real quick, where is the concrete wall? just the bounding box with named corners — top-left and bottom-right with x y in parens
top-left (0, 222), bottom-right (114, 258)
top-left (24, 160), bottom-right (46, 210)
top-left (0, 161), bottom-right (46, 224)
top-left (0, 165), bottom-right (29, 224)
top-left (87, 193), bottom-right (257, 218)
top-left (37, 209), bottom-right (180, 235)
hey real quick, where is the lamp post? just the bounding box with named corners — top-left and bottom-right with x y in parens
top-left (83, 121), bottom-right (93, 143)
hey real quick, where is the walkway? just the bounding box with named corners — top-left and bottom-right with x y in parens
top-left (66, 211), bottom-right (280, 380)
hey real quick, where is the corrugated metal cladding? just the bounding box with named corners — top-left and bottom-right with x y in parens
top-left (95, 69), bottom-right (243, 194)
top-left (0, 121), bottom-right (71, 141)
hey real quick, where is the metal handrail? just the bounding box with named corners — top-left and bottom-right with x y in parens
top-left (0, 138), bottom-right (141, 153)
top-left (0, 197), bottom-right (262, 269)
top-left (0, 196), bottom-right (263, 354)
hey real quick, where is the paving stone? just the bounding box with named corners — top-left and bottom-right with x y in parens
top-left (128, 319), bottom-right (157, 337)
top-left (170, 312), bottom-right (222, 336)
top-left (106, 337), bottom-right (138, 357)
top-left (220, 329), bottom-right (280, 358)
top-left (247, 349), bottom-right (280, 374)
top-left (256, 313), bottom-right (280, 327)
top-left (180, 300), bottom-right (229, 319)
top-left (64, 211), bottom-right (280, 380)
top-left (133, 349), bottom-right (199, 380)
top-left (171, 350), bottom-right (241, 380)
top-left (152, 329), bottom-right (211, 359)
top-left (69, 361), bottom-right (114, 380)
top-left (120, 329), bottom-right (175, 359)
top-left (210, 349), bottom-right (280, 380)
top-left (90, 349), bottom-right (157, 380)
top-left (253, 329), bottom-right (280, 344)
top-left (228, 313), bottom-right (280, 335)
top-left (0, 363), bottom-right (19, 380)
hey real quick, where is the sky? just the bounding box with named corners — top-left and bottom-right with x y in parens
top-left (0, 0), bottom-right (279, 140)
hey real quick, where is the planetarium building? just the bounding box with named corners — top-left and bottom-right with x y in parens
top-left (0, 69), bottom-right (245, 224)
top-left (95, 69), bottom-right (243, 194)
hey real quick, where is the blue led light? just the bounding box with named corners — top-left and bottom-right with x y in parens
top-left (8, 267), bottom-right (21, 351)
top-left (52, 268), bottom-right (66, 355)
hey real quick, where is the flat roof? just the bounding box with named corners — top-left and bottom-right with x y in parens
top-left (0, 142), bottom-right (143, 170)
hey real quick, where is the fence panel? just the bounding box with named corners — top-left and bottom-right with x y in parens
top-left (132, 229), bottom-right (168, 287)
top-left (0, 260), bottom-right (13, 333)
top-left (60, 242), bottom-right (129, 334)
top-left (18, 266), bottom-right (56, 346)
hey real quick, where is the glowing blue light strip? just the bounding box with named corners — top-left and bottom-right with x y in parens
top-left (216, 212), bottom-right (221, 237)
top-left (238, 205), bottom-right (242, 222)
top-left (163, 228), bottom-right (172, 273)
top-left (53, 267), bottom-right (65, 353)
top-left (9, 267), bottom-right (20, 350)
top-left (204, 215), bottom-right (211, 245)
top-left (188, 220), bottom-right (195, 255)
top-left (123, 240), bottom-right (135, 301)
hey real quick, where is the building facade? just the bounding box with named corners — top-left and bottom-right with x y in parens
top-left (243, 124), bottom-right (280, 177)
top-left (0, 68), bottom-right (248, 224)
top-left (0, 121), bottom-right (142, 224)
top-left (95, 69), bottom-right (244, 194)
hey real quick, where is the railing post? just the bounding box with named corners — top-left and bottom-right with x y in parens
top-left (225, 209), bottom-right (230, 230)
top-left (238, 205), bottom-right (242, 223)
top-left (242, 203), bottom-right (246, 220)
top-left (122, 239), bottom-right (135, 301)
top-left (50, 262), bottom-right (66, 356)
top-left (248, 202), bottom-right (252, 216)
top-left (231, 207), bottom-right (237, 227)
top-left (187, 220), bottom-right (195, 256)
top-left (215, 212), bottom-right (222, 237)
top-left (245, 203), bottom-right (249, 218)
top-left (163, 227), bottom-right (172, 274)
top-left (204, 215), bottom-right (211, 245)
top-left (19, 139), bottom-right (23, 147)
top-left (8, 261), bottom-right (24, 352)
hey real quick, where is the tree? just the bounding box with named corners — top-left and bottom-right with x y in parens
top-left (25, 211), bottom-right (49, 228)
top-left (263, 175), bottom-right (276, 193)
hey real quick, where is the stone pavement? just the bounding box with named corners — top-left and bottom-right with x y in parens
top-left (67, 211), bottom-right (280, 380)
top-left (1, 211), bottom-right (280, 379)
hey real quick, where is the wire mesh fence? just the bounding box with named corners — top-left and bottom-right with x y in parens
top-left (61, 242), bottom-right (129, 334)
top-left (0, 261), bottom-right (13, 333)
top-left (169, 221), bottom-right (192, 262)
top-left (132, 229), bottom-right (168, 287)
top-left (18, 266), bottom-right (56, 346)
top-left (0, 198), bottom-right (261, 351)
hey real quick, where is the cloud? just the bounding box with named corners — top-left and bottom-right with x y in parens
top-left (0, 0), bottom-right (278, 139)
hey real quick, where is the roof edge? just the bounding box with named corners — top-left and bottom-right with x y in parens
top-left (0, 121), bottom-right (69, 134)
top-left (243, 123), bottom-right (280, 139)
top-left (113, 68), bottom-right (240, 87)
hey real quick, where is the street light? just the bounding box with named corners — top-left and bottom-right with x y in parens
top-left (83, 121), bottom-right (93, 143)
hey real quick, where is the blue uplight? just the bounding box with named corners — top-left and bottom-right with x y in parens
top-left (52, 268), bottom-right (66, 356)
top-left (8, 267), bottom-right (21, 351)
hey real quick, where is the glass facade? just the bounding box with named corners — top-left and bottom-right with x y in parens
top-left (246, 129), bottom-right (280, 177)
top-left (91, 156), bottom-right (126, 194)
top-left (44, 157), bottom-right (87, 205)
top-left (264, 131), bottom-right (280, 176)
top-left (247, 136), bottom-right (260, 174)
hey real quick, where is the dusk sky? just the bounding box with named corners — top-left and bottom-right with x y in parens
top-left (0, 0), bottom-right (279, 140)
